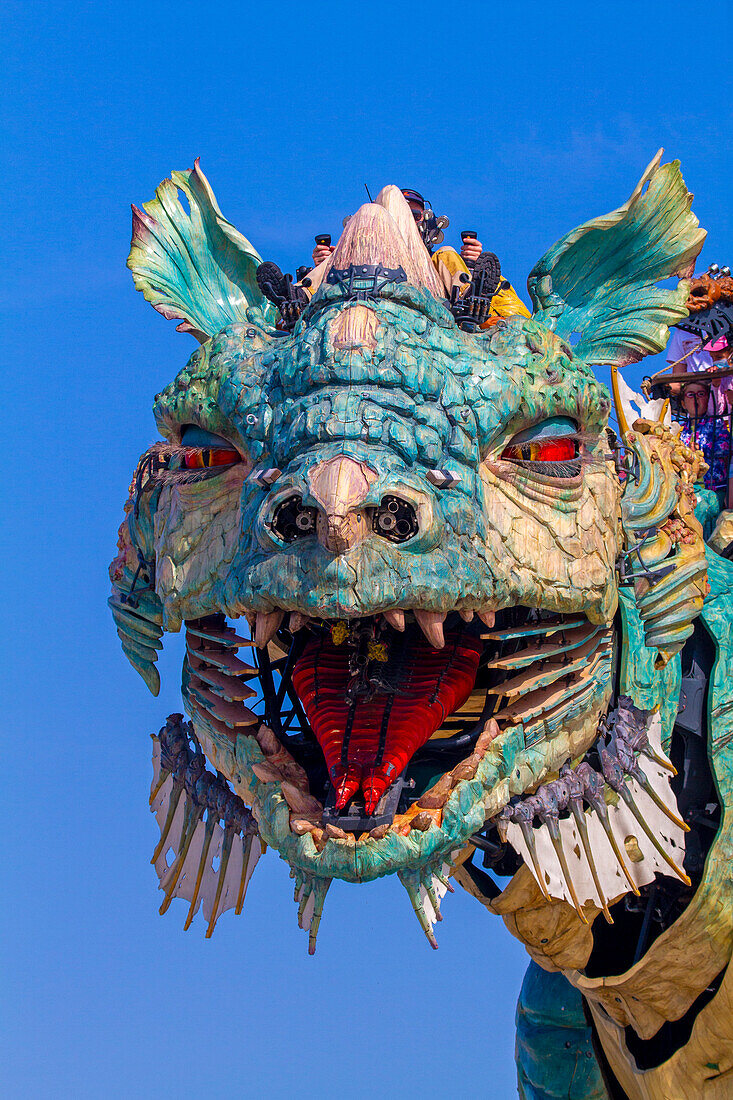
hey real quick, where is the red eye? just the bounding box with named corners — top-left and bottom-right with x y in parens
top-left (183, 447), bottom-right (240, 469)
top-left (501, 437), bottom-right (578, 462)
top-left (533, 438), bottom-right (576, 461)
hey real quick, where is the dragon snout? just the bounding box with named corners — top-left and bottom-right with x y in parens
top-left (263, 454), bottom-right (427, 555)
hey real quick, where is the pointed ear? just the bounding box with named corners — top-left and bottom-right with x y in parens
top-left (127, 159), bottom-right (278, 340)
top-left (528, 151), bottom-right (706, 366)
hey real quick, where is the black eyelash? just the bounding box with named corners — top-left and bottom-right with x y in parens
top-left (513, 459), bottom-right (584, 478)
top-left (156, 465), bottom-right (234, 486)
top-left (133, 442), bottom-right (238, 492)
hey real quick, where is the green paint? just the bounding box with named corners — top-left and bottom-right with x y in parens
top-left (111, 154), bottom-right (733, 1095)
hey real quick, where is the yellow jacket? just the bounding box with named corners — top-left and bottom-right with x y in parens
top-left (431, 246), bottom-right (530, 320)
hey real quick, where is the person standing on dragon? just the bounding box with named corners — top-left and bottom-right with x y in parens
top-left (314, 186), bottom-right (530, 321)
top-left (112, 150), bottom-right (733, 1097)
top-left (258, 185), bottom-right (529, 332)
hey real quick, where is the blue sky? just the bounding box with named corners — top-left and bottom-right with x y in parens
top-left (3, 2), bottom-right (732, 1096)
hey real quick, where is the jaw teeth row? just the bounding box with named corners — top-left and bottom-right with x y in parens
top-left (408, 609), bottom-right (496, 647)
top-left (251, 607), bottom-right (498, 650)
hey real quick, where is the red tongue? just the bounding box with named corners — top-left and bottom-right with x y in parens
top-left (292, 629), bottom-right (482, 814)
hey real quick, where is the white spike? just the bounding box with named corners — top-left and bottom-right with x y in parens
top-left (159, 817), bottom-right (207, 901)
top-left (151, 772), bottom-right (173, 819)
top-left (150, 737), bottom-right (163, 802)
top-left (300, 891), bottom-right (316, 931)
top-left (202, 829), bottom-right (244, 931)
top-left (502, 714), bottom-right (687, 911)
top-left (153, 788), bottom-right (186, 878)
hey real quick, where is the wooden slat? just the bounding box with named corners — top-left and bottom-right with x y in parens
top-left (454, 687), bottom-right (490, 715)
top-left (189, 685), bottom-right (260, 727)
top-left (484, 624), bottom-right (603, 671)
top-left (647, 365), bottom-right (733, 386)
top-left (108, 599), bottom-right (162, 640)
top-left (119, 632), bottom-right (159, 663)
top-left (115, 619), bottom-right (164, 650)
top-left (185, 624), bottom-right (254, 648)
top-left (187, 645), bottom-right (259, 677)
top-left (522, 679), bottom-right (598, 747)
top-left (492, 653), bottom-right (607, 724)
top-left (480, 616), bottom-right (588, 642)
top-left (487, 635), bottom-right (609, 698)
top-left (190, 667), bottom-right (258, 702)
top-left (188, 701), bottom-right (241, 744)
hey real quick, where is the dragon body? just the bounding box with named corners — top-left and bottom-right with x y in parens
top-left (111, 155), bottom-right (733, 1096)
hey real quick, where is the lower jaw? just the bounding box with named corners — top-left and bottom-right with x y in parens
top-left (184, 608), bottom-right (615, 884)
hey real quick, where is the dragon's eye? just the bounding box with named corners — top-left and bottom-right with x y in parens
top-left (373, 496), bottom-right (418, 543)
top-left (183, 447), bottom-right (240, 469)
top-left (272, 495), bottom-right (318, 542)
top-left (501, 417), bottom-right (580, 476)
top-left (501, 437), bottom-right (577, 462)
top-left (180, 425), bottom-right (240, 469)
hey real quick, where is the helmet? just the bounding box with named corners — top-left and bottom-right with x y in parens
top-left (400, 188), bottom-right (448, 252)
top-left (401, 188), bottom-right (427, 212)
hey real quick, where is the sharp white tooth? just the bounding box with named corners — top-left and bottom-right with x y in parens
top-left (383, 609), bottom-right (405, 631)
top-left (289, 612), bottom-right (309, 633)
top-left (255, 610), bottom-right (284, 648)
top-left (477, 610), bottom-right (495, 628)
top-left (415, 610), bottom-right (445, 649)
top-left (459, 610), bottom-right (474, 622)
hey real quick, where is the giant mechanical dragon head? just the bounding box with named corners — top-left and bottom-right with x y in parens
top-left (111, 153), bottom-right (708, 950)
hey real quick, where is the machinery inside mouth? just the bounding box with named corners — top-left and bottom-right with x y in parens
top-left (183, 607), bottom-right (612, 834)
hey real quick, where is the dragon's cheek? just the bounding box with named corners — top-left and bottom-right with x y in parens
top-left (150, 472), bottom-right (246, 629)
top-left (473, 472), bottom-right (620, 616)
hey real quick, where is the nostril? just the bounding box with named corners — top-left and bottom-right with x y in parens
top-left (295, 511), bottom-right (315, 532)
top-left (373, 496), bottom-right (418, 543)
top-left (271, 495), bottom-right (317, 542)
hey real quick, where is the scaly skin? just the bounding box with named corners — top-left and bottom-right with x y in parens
top-left (111, 154), bottom-right (733, 1096)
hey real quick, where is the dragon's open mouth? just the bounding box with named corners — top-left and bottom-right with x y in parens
top-left (292, 621), bottom-right (484, 817)
top-left (183, 607), bottom-right (614, 839)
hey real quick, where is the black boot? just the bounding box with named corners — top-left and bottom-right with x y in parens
top-left (256, 262), bottom-right (308, 330)
top-left (450, 251), bottom-right (503, 331)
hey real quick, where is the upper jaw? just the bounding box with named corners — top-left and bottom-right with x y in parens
top-left (246, 606), bottom-right (497, 650)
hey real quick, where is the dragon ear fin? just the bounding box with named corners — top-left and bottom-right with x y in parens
top-left (127, 159), bottom-right (278, 340)
top-left (528, 151), bottom-right (706, 366)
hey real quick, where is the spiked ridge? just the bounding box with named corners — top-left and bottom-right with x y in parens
top-left (114, 160), bottom-right (714, 990)
top-left (149, 716), bottom-right (261, 935)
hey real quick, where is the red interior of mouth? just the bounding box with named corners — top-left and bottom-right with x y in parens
top-left (292, 629), bottom-right (482, 814)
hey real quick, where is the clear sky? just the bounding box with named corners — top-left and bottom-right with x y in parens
top-left (3, 2), bottom-right (732, 1097)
